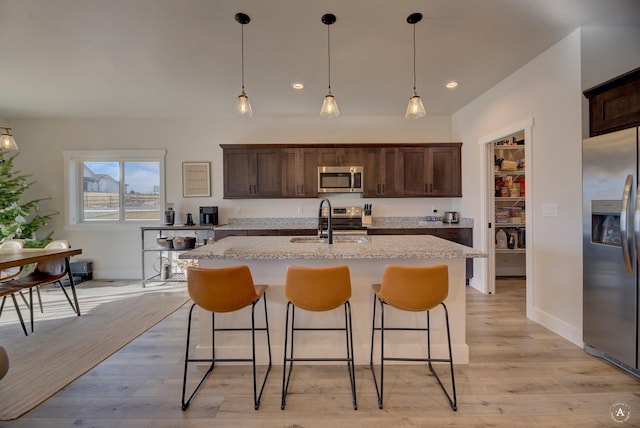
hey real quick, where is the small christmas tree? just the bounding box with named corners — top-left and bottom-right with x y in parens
top-left (0, 151), bottom-right (57, 247)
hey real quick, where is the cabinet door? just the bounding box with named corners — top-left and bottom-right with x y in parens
top-left (282, 148), bottom-right (318, 197)
top-left (396, 147), bottom-right (428, 196)
top-left (363, 148), bottom-right (396, 197)
top-left (223, 148), bottom-right (252, 198)
top-left (223, 148), bottom-right (282, 198)
top-left (253, 149), bottom-right (282, 197)
top-left (317, 148), bottom-right (363, 166)
top-left (427, 145), bottom-right (462, 196)
top-left (584, 68), bottom-right (640, 136)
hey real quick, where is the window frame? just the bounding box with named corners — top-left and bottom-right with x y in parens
top-left (63, 149), bottom-right (166, 228)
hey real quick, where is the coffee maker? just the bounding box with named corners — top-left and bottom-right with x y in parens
top-left (199, 206), bottom-right (218, 226)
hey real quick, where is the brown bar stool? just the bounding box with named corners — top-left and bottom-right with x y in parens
top-left (281, 264), bottom-right (357, 410)
top-left (369, 264), bottom-right (457, 410)
top-left (182, 265), bottom-right (272, 410)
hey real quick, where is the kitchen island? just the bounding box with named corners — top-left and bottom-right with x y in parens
top-left (180, 234), bottom-right (485, 365)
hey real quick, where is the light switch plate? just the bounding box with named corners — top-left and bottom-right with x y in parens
top-left (542, 203), bottom-right (557, 217)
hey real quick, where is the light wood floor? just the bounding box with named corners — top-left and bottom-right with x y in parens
top-left (2, 279), bottom-right (639, 427)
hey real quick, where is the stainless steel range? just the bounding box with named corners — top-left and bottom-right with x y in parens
top-left (319, 205), bottom-right (367, 235)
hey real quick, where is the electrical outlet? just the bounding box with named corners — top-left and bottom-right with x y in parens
top-left (297, 206), bottom-right (303, 215)
top-left (235, 207), bottom-right (241, 215)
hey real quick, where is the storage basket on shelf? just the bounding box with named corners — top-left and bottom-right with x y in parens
top-left (173, 236), bottom-right (197, 250)
top-left (157, 237), bottom-right (174, 249)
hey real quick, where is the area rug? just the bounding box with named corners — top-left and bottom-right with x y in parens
top-left (0, 293), bottom-right (190, 420)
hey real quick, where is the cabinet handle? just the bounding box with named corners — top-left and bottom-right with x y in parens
top-left (382, 184), bottom-right (385, 193)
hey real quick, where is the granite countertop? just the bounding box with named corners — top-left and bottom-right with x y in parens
top-left (214, 216), bottom-right (474, 231)
top-left (180, 235), bottom-right (486, 261)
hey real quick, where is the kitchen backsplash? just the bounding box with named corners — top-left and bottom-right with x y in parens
top-left (223, 216), bottom-right (473, 229)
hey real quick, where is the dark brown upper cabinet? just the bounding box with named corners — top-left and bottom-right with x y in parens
top-left (223, 147), bottom-right (282, 198)
top-left (221, 143), bottom-right (461, 199)
top-left (317, 147), bottom-right (363, 166)
top-left (427, 144), bottom-right (462, 197)
top-left (584, 67), bottom-right (640, 137)
top-left (395, 144), bottom-right (461, 197)
top-left (282, 147), bottom-right (318, 198)
top-left (363, 147), bottom-right (396, 197)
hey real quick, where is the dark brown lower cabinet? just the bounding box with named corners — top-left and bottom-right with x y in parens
top-left (214, 229), bottom-right (316, 240)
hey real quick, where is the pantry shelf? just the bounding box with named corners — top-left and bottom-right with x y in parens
top-left (493, 134), bottom-right (526, 277)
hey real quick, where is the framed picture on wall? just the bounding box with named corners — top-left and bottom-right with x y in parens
top-left (182, 162), bottom-right (211, 197)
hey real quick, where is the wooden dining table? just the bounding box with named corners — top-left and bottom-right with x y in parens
top-left (0, 247), bottom-right (83, 316)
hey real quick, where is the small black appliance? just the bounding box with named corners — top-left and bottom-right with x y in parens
top-left (199, 206), bottom-right (218, 226)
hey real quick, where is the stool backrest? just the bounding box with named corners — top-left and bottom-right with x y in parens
top-left (187, 265), bottom-right (259, 313)
top-left (379, 264), bottom-right (448, 312)
top-left (285, 265), bottom-right (351, 311)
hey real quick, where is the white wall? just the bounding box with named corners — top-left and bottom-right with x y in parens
top-left (9, 115), bottom-right (456, 279)
top-left (452, 30), bottom-right (584, 345)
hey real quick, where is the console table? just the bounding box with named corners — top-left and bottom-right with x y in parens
top-left (140, 226), bottom-right (216, 287)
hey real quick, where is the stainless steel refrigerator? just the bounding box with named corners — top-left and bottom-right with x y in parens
top-left (583, 126), bottom-right (640, 377)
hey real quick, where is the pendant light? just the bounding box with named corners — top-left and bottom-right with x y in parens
top-left (0, 127), bottom-right (18, 152)
top-left (405, 12), bottom-right (426, 119)
top-left (320, 13), bottom-right (339, 118)
top-left (235, 13), bottom-right (252, 117)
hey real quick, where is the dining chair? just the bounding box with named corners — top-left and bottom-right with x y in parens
top-left (182, 265), bottom-right (272, 411)
top-left (281, 264), bottom-right (357, 410)
top-left (10, 240), bottom-right (79, 332)
top-left (0, 239), bottom-right (31, 334)
top-left (369, 264), bottom-right (457, 410)
top-left (0, 282), bottom-right (29, 335)
top-left (0, 239), bottom-right (26, 281)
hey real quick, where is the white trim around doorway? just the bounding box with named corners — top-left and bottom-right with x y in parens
top-left (478, 117), bottom-right (534, 319)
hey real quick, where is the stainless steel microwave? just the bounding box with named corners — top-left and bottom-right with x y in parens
top-left (318, 166), bottom-right (364, 193)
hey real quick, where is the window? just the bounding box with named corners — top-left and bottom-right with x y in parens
top-left (64, 150), bottom-right (166, 226)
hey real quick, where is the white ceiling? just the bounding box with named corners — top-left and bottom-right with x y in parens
top-left (0, 0), bottom-right (639, 119)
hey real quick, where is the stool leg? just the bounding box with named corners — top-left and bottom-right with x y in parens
top-left (369, 296), bottom-right (384, 408)
top-left (251, 293), bottom-right (272, 410)
top-left (181, 304), bottom-right (215, 411)
top-left (426, 303), bottom-right (457, 411)
top-left (344, 301), bottom-right (358, 410)
top-left (281, 302), bottom-right (294, 410)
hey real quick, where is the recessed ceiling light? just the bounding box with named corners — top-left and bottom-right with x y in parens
top-left (291, 82), bottom-right (304, 90)
top-left (446, 81), bottom-right (458, 89)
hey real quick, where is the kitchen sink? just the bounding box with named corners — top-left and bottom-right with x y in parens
top-left (289, 236), bottom-right (369, 244)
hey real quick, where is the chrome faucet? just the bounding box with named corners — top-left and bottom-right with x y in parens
top-left (318, 198), bottom-right (333, 244)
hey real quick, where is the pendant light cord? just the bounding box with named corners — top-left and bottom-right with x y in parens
top-left (412, 23), bottom-right (417, 92)
top-left (327, 25), bottom-right (332, 91)
top-left (241, 23), bottom-right (245, 92)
